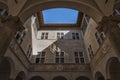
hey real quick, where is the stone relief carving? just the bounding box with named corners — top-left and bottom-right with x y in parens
top-left (0, 15), bottom-right (24, 62)
top-left (101, 44), bottom-right (112, 54)
top-left (57, 65), bottom-right (63, 71)
top-left (97, 15), bottom-right (120, 54)
top-left (97, 15), bottom-right (120, 33)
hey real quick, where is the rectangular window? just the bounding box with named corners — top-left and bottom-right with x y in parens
top-left (72, 32), bottom-right (80, 40)
top-left (36, 58), bottom-right (40, 63)
top-left (95, 32), bottom-right (102, 45)
top-left (82, 15), bottom-right (90, 35)
top-left (41, 32), bottom-right (48, 39)
top-left (27, 45), bottom-right (32, 58)
top-left (76, 33), bottom-right (79, 39)
top-left (15, 31), bottom-right (26, 44)
top-left (88, 45), bottom-right (94, 60)
top-left (55, 52), bottom-right (64, 64)
top-left (74, 51), bottom-right (85, 64)
top-left (100, 32), bottom-right (105, 41)
top-left (57, 32), bottom-right (64, 39)
top-left (95, 31), bottom-right (105, 46)
top-left (72, 33), bottom-right (76, 39)
top-left (35, 52), bottom-right (46, 63)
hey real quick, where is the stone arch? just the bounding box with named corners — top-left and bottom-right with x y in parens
top-left (15, 71), bottom-right (26, 80)
top-left (106, 57), bottom-right (120, 80)
top-left (76, 76), bottom-right (90, 80)
top-left (95, 71), bottom-right (105, 80)
top-left (30, 76), bottom-right (44, 80)
top-left (18, 0), bottom-right (103, 23)
top-left (53, 76), bottom-right (67, 80)
top-left (0, 57), bottom-right (15, 80)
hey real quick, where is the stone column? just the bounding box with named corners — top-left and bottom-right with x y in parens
top-left (97, 15), bottom-right (120, 56)
top-left (0, 15), bottom-right (24, 62)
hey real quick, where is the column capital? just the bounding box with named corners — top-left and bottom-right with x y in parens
top-left (97, 15), bottom-right (120, 54)
top-left (0, 15), bottom-right (24, 63)
top-left (97, 15), bottom-right (120, 34)
top-left (0, 15), bottom-right (24, 32)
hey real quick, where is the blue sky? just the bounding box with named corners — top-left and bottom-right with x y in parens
top-left (42, 8), bottom-right (78, 24)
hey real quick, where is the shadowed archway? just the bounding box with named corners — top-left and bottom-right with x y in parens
top-left (30, 76), bottom-right (44, 80)
top-left (76, 76), bottom-right (90, 80)
top-left (0, 58), bottom-right (12, 80)
top-left (53, 76), bottom-right (67, 80)
top-left (15, 71), bottom-right (26, 80)
top-left (106, 57), bottom-right (120, 80)
top-left (95, 72), bottom-right (105, 80)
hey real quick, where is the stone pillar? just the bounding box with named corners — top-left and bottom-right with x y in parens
top-left (97, 15), bottom-right (120, 56)
top-left (0, 15), bottom-right (24, 63)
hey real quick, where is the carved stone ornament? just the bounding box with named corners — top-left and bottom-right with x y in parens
top-left (97, 15), bottom-right (120, 54)
top-left (57, 65), bottom-right (63, 71)
top-left (0, 15), bottom-right (24, 62)
top-left (102, 44), bottom-right (112, 54)
top-left (0, 15), bottom-right (25, 32)
top-left (97, 15), bottom-right (120, 34)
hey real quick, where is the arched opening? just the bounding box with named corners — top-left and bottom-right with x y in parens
top-left (106, 57), bottom-right (120, 80)
top-left (95, 72), bottom-right (105, 80)
top-left (76, 76), bottom-right (90, 80)
top-left (53, 76), bottom-right (67, 80)
top-left (15, 71), bottom-right (26, 80)
top-left (30, 76), bottom-right (44, 80)
top-left (18, 0), bottom-right (103, 23)
top-left (0, 59), bottom-right (11, 80)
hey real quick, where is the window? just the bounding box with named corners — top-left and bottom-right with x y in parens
top-left (88, 45), bottom-right (94, 60)
top-left (41, 32), bottom-right (48, 39)
top-left (74, 51), bottom-right (85, 64)
top-left (27, 45), bottom-right (32, 58)
top-left (82, 15), bottom-right (90, 35)
top-left (100, 32), bottom-right (105, 41)
top-left (113, 9), bottom-right (120, 16)
top-left (95, 32), bottom-right (105, 46)
top-left (72, 33), bottom-right (80, 40)
top-left (55, 52), bottom-right (64, 64)
top-left (35, 52), bottom-right (46, 63)
top-left (15, 32), bottom-right (21, 40)
top-left (95, 32), bottom-right (102, 45)
top-left (15, 31), bottom-right (26, 44)
top-left (85, 15), bottom-right (90, 24)
top-left (57, 32), bottom-right (64, 39)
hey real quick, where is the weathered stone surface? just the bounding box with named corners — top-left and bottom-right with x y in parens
top-left (0, 15), bottom-right (24, 62)
top-left (97, 15), bottom-right (120, 55)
